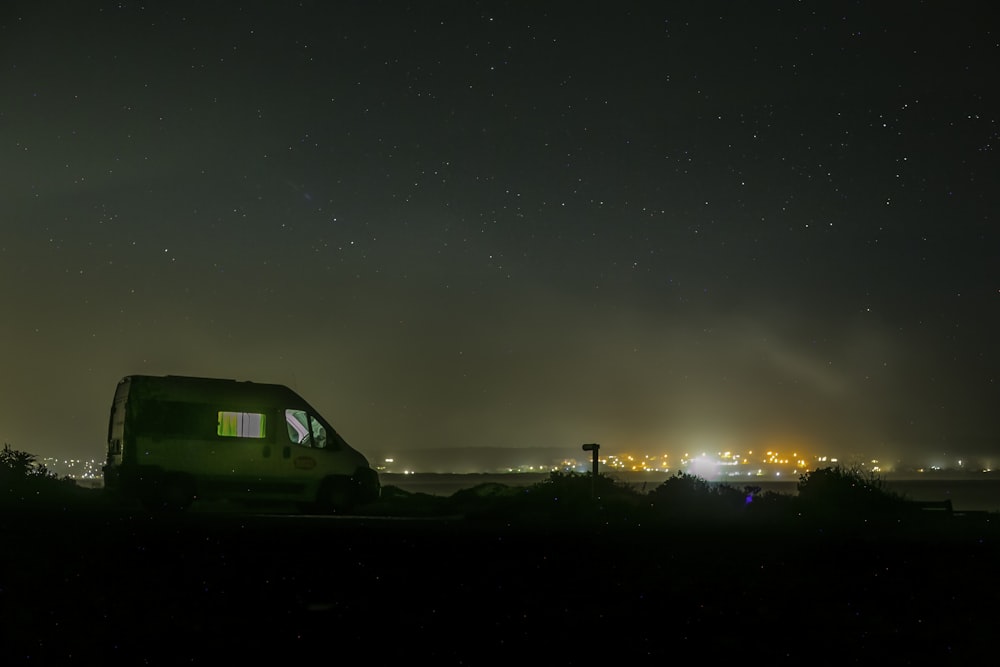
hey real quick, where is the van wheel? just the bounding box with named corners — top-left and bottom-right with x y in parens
top-left (315, 478), bottom-right (354, 514)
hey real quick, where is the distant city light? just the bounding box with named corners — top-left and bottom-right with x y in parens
top-left (35, 449), bottom-right (998, 485)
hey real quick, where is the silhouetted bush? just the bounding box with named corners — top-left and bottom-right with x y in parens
top-left (795, 465), bottom-right (905, 524)
top-left (0, 444), bottom-right (84, 508)
top-left (364, 467), bottom-right (951, 530)
top-left (1, 444), bottom-right (55, 480)
top-left (455, 471), bottom-right (645, 524)
top-left (646, 471), bottom-right (749, 522)
top-left (444, 481), bottom-right (525, 517)
top-left (356, 484), bottom-right (451, 517)
top-left (743, 488), bottom-right (799, 524)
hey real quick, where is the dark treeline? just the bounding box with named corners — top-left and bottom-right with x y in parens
top-left (373, 467), bottom-right (996, 536)
top-left (4, 443), bottom-right (994, 537)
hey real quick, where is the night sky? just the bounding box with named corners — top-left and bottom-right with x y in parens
top-left (2, 1), bottom-right (997, 467)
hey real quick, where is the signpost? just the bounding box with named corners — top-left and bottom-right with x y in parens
top-left (582, 443), bottom-right (600, 499)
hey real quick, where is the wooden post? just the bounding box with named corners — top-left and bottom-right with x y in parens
top-left (582, 443), bottom-right (600, 499)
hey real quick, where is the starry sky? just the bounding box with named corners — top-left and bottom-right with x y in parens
top-left (2, 1), bottom-right (998, 467)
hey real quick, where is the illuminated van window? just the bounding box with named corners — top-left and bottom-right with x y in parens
top-left (218, 411), bottom-right (267, 438)
top-left (286, 410), bottom-right (310, 445)
top-left (311, 416), bottom-right (328, 449)
top-left (285, 409), bottom-right (328, 448)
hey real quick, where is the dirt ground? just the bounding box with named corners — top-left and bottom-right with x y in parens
top-left (3, 507), bottom-right (999, 663)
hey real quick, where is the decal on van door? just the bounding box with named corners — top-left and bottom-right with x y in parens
top-left (294, 457), bottom-right (317, 470)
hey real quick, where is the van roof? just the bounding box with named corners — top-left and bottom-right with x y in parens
top-left (119, 374), bottom-right (308, 406)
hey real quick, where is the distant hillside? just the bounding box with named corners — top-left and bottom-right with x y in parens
top-left (367, 446), bottom-right (585, 473)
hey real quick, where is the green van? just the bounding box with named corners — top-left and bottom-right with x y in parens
top-left (102, 375), bottom-right (380, 512)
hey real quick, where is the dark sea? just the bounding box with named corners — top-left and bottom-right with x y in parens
top-left (379, 471), bottom-right (1000, 514)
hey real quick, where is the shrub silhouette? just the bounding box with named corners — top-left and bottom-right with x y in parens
top-left (0, 444), bottom-right (81, 508)
top-left (743, 487), bottom-right (798, 523)
top-left (367, 467), bottom-right (928, 528)
top-left (444, 481), bottom-right (524, 517)
top-left (795, 465), bottom-right (904, 523)
top-left (1, 444), bottom-right (54, 480)
top-left (358, 484), bottom-right (451, 517)
top-left (457, 471), bottom-right (644, 523)
top-left (646, 471), bottom-right (748, 522)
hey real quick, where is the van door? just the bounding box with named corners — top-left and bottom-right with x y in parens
top-left (272, 408), bottom-right (346, 495)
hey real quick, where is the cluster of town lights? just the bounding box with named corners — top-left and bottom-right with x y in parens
top-left (555, 449), bottom-right (866, 480)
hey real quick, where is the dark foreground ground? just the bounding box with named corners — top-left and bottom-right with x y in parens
top-left (3, 505), bottom-right (1000, 664)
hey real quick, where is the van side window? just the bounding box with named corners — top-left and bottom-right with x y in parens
top-left (310, 416), bottom-right (328, 449)
top-left (134, 400), bottom-right (213, 438)
top-left (217, 411), bottom-right (267, 438)
top-left (285, 409), bottom-right (328, 449)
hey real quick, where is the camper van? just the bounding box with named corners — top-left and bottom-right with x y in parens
top-left (102, 375), bottom-right (380, 512)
